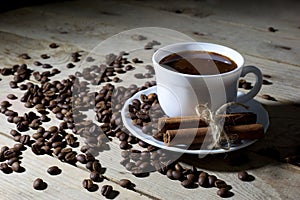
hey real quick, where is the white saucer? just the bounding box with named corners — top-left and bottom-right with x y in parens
top-left (121, 86), bottom-right (269, 155)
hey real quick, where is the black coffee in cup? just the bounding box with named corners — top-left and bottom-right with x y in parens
top-left (159, 51), bottom-right (237, 75)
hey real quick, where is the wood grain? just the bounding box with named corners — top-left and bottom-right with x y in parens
top-left (0, 0), bottom-right (300, 199)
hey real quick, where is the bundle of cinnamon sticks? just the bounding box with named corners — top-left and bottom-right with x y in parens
top-left (157, 112), bottom-right (264, 147)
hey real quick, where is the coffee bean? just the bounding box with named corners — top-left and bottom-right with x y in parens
top-left (261, 94), bottom-right (277, 101)
top-left (10, 129), bottom-right (20, 137)
top-left (20, 53), bottom-right (31, 59)
top-left (1, 67), bottom-right (12, 76)
top-left (82, 179), bottom-right (93, 190)
top-left (65, 151), bottom-right (77, 164)
top-left (17, 121), bottom-right (29, 132)
top-left (3, 149), bottom-right (17, 160)
top-left (237, 171), bottom-right (253, 181)
top-left (268, 27), bottom-right (278, 32)
top-left (112, 77), bottom-right (120, 82)
top-left (33, 178), bottom-right (47, 190)
top-left (92, 161), bottom-right (102, 173)
top-left (14, 143), bottom-right (25, 151)
top-left (208, 175), bottom-right (217, 187)
top-left (86, 56), bottom-right (94, 62)
top-left (172, 170), bottom-right (182, 180)
top-left (217, 188), bottom-right (231, 197)
top-left (7, 94), bottom-right (17, 100)
top-left (134, 73), bottom-right (144, 79)
top-left (42, 64), bottom-right (52, 69)
top-left (125, 65), bottom-right (133, 71)
top-left (119, 141), bottom-right (130, 149)
top-left (198, 172), bottom-right (208, 187)
top-left (11, 162), bottom-right (24, 172)
top-left (166, 169), bottom-right (174, 179)
top-left (90, 171), bottom-right (103, 182)
top-left (1, 101), bottom-right (11, 108)
top-left (33, 61), bottom-right (42, 66)
top-left (186, 173), bottom-right (196, 182)
top-left (101, 185), bottom-right (113, 197)
top-left (262, 79), bottom-right (272, 85)
top-left (49, 43), bottom-right (59, 48)
top-left (119, 179), bottom-right (132, 189)
top-left (215, 179), bottom-right (227, 188)
top-left (0, 163), bottom-right (12, 174)
top-left (75, 153), bottom-right (87, 163)
top-left (47, 166), bottom-right (62, 175)
top-left (7, 157), bottom-right (19, 166)
top-left (242, 82), bottom-right (252, 89)
top-left (66, 63), bottom-right (75, 69)
top-left (181, 179), bottom-right (194, 188)
top-left (20, 135), bottom-right (31, 145)
top-left (9, 81), bottom-right (18, 88)
top-left (41, 54), bottom-right (50, 59)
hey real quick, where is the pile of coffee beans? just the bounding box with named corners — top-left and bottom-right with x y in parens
top-left (0, 38), bottom-right (260, 198)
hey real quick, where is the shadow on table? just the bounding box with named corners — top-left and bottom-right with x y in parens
top-left (179, 102), bottom-right (300, 172)
top-left (0, 0), bottom-right (68, 13)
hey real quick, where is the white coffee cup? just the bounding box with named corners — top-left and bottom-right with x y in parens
top-left (152, 42), bottom-right (263, 117)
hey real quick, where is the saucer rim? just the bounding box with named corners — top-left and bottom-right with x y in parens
top-left (121, 86), bottom-right (269, 155)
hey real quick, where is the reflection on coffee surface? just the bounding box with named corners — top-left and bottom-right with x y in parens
top-left (159, 51), bottom-right (237, 75)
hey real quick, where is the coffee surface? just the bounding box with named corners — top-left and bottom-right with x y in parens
top-left (159, 51), bottom-right (237, 75)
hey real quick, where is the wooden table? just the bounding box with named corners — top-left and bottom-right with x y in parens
top-left (0, 0), bottom-right (299, 199)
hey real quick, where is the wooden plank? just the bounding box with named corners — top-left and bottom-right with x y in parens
top-left (1, 0), bottom-right (300, 199)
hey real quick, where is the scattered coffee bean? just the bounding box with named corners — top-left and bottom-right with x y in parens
top-left (7, 94), bottom-right (17, 100)
top-left (261, 94), bottom-right (277, 101)
top-left (1, 101), bottom-right (11, 108)
top-left (242, 82), bottom-right (252, 90)
top-left (112, 77), bottom-right (120, 83)
top-left (132, 58), bottom-right (142, 63)
top-left (268, 27), bottom-right (278, 32)
top-left (217, 188), bottom-right (231, 198)
top-left (208, 175), bottom-right (217, 187)
top-left (9, 129), bottom-right (21, 137)
top-left (181, 179), bottom-right (193, 188)
top-left (134, 73), bottom-right (144, 79)
top-left (42, 64), bottom-right (52, 69)
top-left (41, 54), bottom-right (50, 59)
top-left (66, 63), bottom-right (75, 69)
top-left (11, 162), bottom-right (24, 173)
top-left (20, 53), bottom-right (31, 59)
top-left (76, 154), bottom-right (87, 164)
top-left (125, 65), bottom-right (133, 71)
top-left (47, 166), bottom-right (62, 175)
top-left (7, 157), bottom-right (19, 166)
top-left (49, 43), bottom-right (59, 48)
top-left (33, 178), bottom-right (47, 190)
top-left (101, 185), bottom-right (113, 197)
top-left (0, 163), bottom-right (12, 174)
top-left (262, 79), bottom-right (272, 85)
top-left (119, 179), bottom-right (132, 189)
top-left (82, 179), bottom-right (94, 190)
top-left (214, 179), bottom-right (227, 188)
top-left (9, 81), bottom-right (18, 88)
top-left (90, 171), bottom-right (103, 182)
top-left (19, 135), bottom-right (31, 145)
top-left (86, 56), bottom-right (95, 62)
top-left (33, 61), bottom-right (42, 66)
top-left (263, 74), bottom-right (272, 78)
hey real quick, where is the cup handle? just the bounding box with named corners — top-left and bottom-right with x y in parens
top-left (237, 65), bottom-right (263, 103)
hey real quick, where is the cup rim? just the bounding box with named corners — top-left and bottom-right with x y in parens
top-left (152, 42), bottom-right (245, 78)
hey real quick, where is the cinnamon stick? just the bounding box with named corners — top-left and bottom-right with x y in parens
top-left (158, 112), bottom-right (257, 133)
top-left (164, 124), bottom-right (264, 146)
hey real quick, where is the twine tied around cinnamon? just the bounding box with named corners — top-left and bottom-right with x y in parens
top-left (195, 102), bottom-right (248, 150)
